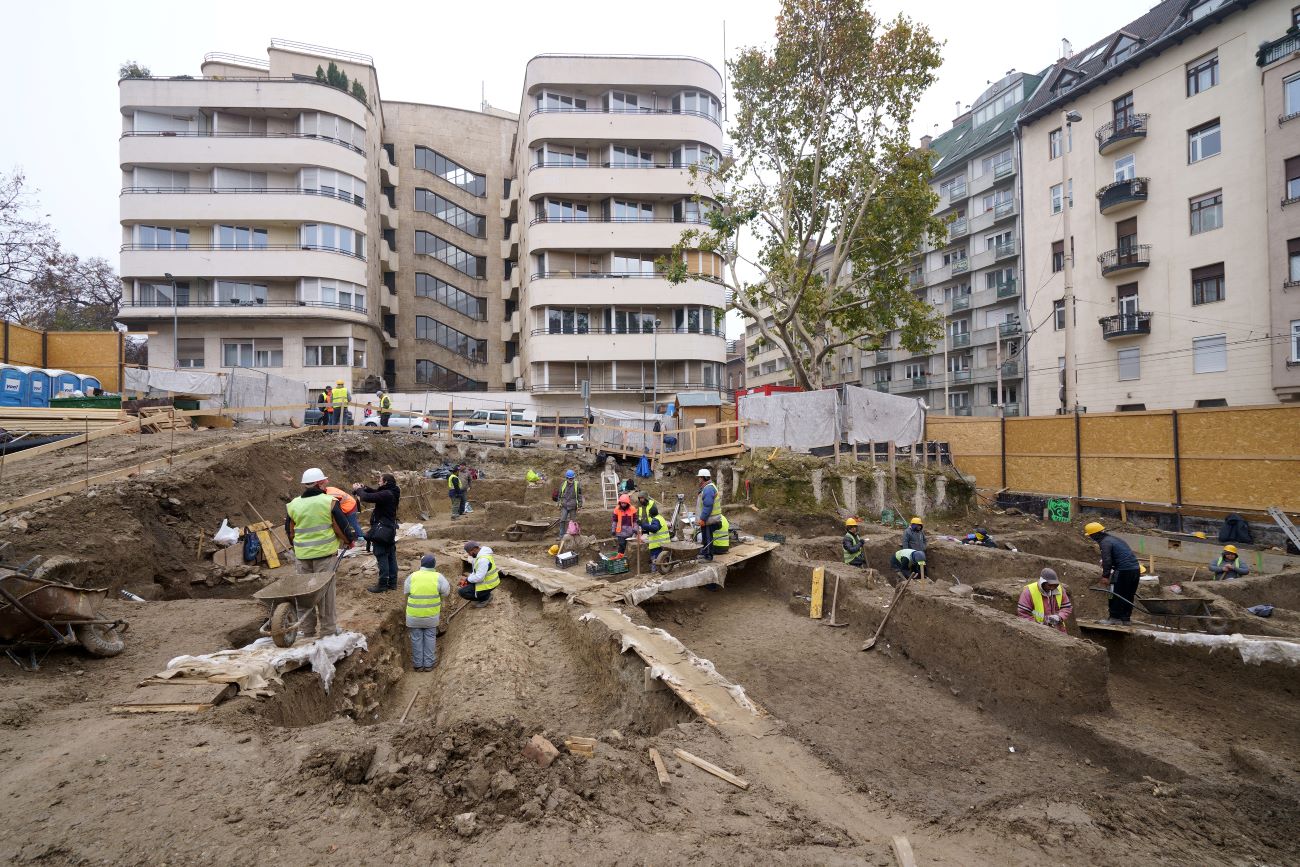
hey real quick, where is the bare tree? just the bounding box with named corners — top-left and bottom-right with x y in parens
top-left (0, 171), bottom-right (56, 300)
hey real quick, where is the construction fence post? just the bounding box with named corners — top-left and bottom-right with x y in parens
top-left (505, 402), bottom-right (512, 449)
top-left (1171, 409), bottom-right (1184, 532)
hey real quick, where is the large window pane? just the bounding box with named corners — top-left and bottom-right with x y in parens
top-left (414, 146), bottom-right (486, 197)
top-left (414, 189), bottom-right (486, 237)
top-left (415, 231), bottom-right (486, 277)
top-left (415, 273), bottom-right (486, 319)
top-left (1192, 334), bottom-right (1227, 373)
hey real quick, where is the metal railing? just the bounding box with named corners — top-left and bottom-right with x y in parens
top-left (529, 159), bottom-right (722, 172)
top-left (951, 259), bottom-right (970, 275)
top-left (1095, 113), bottom-right (1150, 151)
top-left (995, 279), bottom-right (1019, 299)
top-left (119, 243), bottom-right (365, 260)
top-left (951, 295), bottom-right (971, 311)
top-left (1097, 177), bottom-right (1150, 213)
top-left (530, 380), bottom-right (717, 393)
top-left (950, 332), bottom-right (971, 348)
top-left (947, 217), bottom-right (968, 238)
top-left (998, 321), bottom-right (1022, 338)
top-left (1258, 32), bottom-right (1300, 67)
top-left (950, 369), bottom-right (972, 383)
top-left (527, 106), bottom-right (721, 127)
top-left (121, 75), bottom-right (369, 107)
top-left (119, 299), bottom-right (367, 312)
top-left (530, 326), bottom-right (725, 337)
top-left (529, 270), bottom-right (722, 283)
top-left (120, 130), bottom-right (366, 156)
top-left (1099, 312), bottom-right (1152, 339)
top-left (529, 215), bottom-right (709, 225)
top-left (1098, 244), bottom-right (1151, 275)
top-left (945, 182), bottom-right (967, 203)
top-left (950, 406), bottom-right (972, 417)
top-left (992, 160), bottom-right (1014, 179)
top-left (875, 350), bottom-right (890, 364)
top-left (120, 186), bottom-right (364, 208)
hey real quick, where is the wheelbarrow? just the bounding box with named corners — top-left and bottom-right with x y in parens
top-left (503, 519), bottom-right (557, 543)
top-left (0, 560), bottom-right (129, 671)
top-left (1089, 587), bottom-right (1229, 634)
top-left (253, 550), bottom-right (346, 647)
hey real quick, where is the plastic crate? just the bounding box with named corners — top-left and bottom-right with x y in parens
top-left (49, 396), bottom-right (122, 410)
top-left (605, 559), bottom-right (629, 575)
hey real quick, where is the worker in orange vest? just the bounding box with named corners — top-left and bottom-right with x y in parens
top-left (325, 485), bottom-right (363, 547)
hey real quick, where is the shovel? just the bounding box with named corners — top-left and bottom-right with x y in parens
top-left (822, 573), bottom-right (848, 628)
top-left (862, 569), bottom-right (918, 652)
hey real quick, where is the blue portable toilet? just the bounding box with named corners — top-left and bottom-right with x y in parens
top-left (19, 367), bottom-right (49, 407)
top-left (0, 365), bottom-right (24, 407)
top-left (46, 369), bottom-right (81, 396)
top-left (80, 374), bottom-right (102, 394)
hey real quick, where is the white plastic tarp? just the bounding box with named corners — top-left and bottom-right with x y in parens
top-left (590, 408), bottom-right (672, 452)
top-left (738, 390), bottom-right (840, 453)
top-left (843, 385), bottom-right (926, 446)
top-left (124, 367), bottom-right (224, 397)
top-left (224, 368), bottom-right (308, 424)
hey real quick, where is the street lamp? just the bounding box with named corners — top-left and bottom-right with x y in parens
top-left (165, 272), bottom-right (178, 370)
top-left (1060, 109), bottom-right (1082, 414)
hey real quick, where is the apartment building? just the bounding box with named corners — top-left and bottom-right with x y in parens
top-left (118, 44), bottom-right (727, 402)
top-left (511, 55), bottom-right (729, 400)
top-left (1018, 0), bottom-right (1285, 413)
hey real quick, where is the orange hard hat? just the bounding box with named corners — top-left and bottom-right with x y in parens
top-left (618, 494), bottom-right (631, 505)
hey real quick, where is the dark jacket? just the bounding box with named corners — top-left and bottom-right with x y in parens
top-left (1218, 514), bottom-right (1253, 545)
top-left (902, 526), bottom-right (927, 552)
top-left (1097, 532), bottom-right (1140, 578)
top-left (284, 487), bottom-right (355, 544)
top-left (356, 480), bottom-right (401, 527)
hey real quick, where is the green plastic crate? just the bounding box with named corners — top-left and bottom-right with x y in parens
top-left (49, 396), bottom-right (122, 410)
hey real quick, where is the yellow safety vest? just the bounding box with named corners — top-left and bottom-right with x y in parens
top-left (697, 482), bottom-right (721, 518)
top-left (473, 553), bottom-right (500, 592)
top-left (646, 515), bottom-right (670, 550)
top-left (406, 568), bottom-right (444, 620)
top-left (448, 473), bottom-right (461, 492)
top-left (712, 515), bottom-right (731, 550)
top-left (286, 493), bottom-right (339, 561)
top-left (1026, 582), bottom-right (1064, 624)
top-left (332, 385), bottom-right (349, 408)
top-left (380, 394), bottom-right (392, 410)
top-left (637, 498), bottom-right (658, 524)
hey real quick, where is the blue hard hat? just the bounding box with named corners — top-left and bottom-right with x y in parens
top-left (421, 553), bottom-right (436, 568)
top-left (565, 469), bottom-right (576, 479)
top-left (966, 533), bottom-right (976, 541)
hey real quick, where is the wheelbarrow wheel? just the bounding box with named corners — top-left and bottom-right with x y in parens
top-left (75, 623), bottom-right (125, 658)
top-left (270, 602), bottom-right (299, 648)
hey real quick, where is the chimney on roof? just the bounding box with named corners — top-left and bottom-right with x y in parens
top-left (920, 134), bottom-right (933, 150)
top-left (1062, 38), bottom-right (1073, 59)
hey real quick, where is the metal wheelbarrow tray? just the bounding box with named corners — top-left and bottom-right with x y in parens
top-left (253, 554), bottom-right (341, 648)
top-left (1089, 587), bottom-right (1228, 633)
top-left (0, 571), bottom-right (129, 668)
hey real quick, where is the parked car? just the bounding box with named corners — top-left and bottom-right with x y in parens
top-left (452, 409), bottom-right (538, 447)
top-left (303, 407), bottom-right (353, 426)
top-left (362, 414), bottom-right (433, 433)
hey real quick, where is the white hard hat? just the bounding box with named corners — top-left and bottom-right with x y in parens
top-left (301, 467), bottom-right (327, 485)
top-left (697, 469), bottom-right (711, 478)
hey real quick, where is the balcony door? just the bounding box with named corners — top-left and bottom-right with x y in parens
top-left (1117, 284), bottom-right (1140, 333)
top-left (1116, 217), bottom-right (1137, 267)
top-left (1113, 92), bottom-right (1135, 132)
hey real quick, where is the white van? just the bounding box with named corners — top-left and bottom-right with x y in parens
top-left (452, 409), bottom-right (538, 446)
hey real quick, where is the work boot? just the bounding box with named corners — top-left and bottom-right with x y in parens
top-left (366, 584), bottom-right (389, 594)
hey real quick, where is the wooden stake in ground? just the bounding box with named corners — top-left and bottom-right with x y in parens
top-left (649, 748), bottom-right (671, 787)
top-left (891, 835), bottom-right (917, 867)
top-left (400, 689), bottom-right (420, 724)
top-left (672, 748), bottom-right (749, 790)
top-left (809, 566), bottom-right (824, 619)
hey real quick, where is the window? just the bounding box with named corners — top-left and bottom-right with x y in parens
top-left (673, 90), bottom-right (721, 121)
top-left (1289, 239), bottom-right (1300, 283)
top-left (414, 189), bottom-right (486, 237)
top-left (1107, 35), bottom-right (1141, 66)
top-left (980, 148), bottom-right (1012, 176)
top-left (533, 143), bottom-right (589, 167)
top-left (253, 338), bottom-right (283, 368)
top-left (1049, 181), bottom-right (1071, 214)
top-left (1186, 53), bottom-right (1218, 96)
top-left (673, 144), bottom-right (720, 169)
top-left (971, 85), bottom-right (1023, 127)
top-left (298, 112), bottom-right (364, 151)
top-left (215, 280), bottom-right (267, 305)
top-left (1113, 92), bottom-right (1135, 130)
top-left (611, 145), bottom-right (653, 167)
top-left (1114, 154), bottom-right (1136, 182)
top-left (1187, 0), bottom-right (1227, 21)
top-left (674, 306), bottom-right (718, 335)
top-left (1287, 74), bottom-right (1300, 119)
top-left (1050, 183), bottom-right (1063, 214)
top-left (982, 188), bottom-right (1013, 214)
top-left (137, 280), bottom-right (188, 306)
top-left (136, 226), bottom-right (189, 249)
top-left (605, 91), bottom-right (644, 112)
top-left (1117, 283), bottom-right (1140, 316)
top-left (941, 248), bottom-right (967, 266)
top-left (1291, 319), bottom-right (1300, 361)
top-left (1294, 6), bottom-right (1300, 27)
top-left (611, 199), bottom-right (654, 221)
top-left (1117, 403), bottom-right (1147, 412)
top-left (415, 232), bottom-right (486, 277)
top-left (985, 230), bottom-right (1012, 255)
top-left (300, 277), bottom-right (366, 311)
top-left (1194, 398), bottom-right (1228, 408)
top-left (537, 91), bottom-right (587, 111)
top-left (947, 352), bottom-right (971, 372)
top-left (303, 340), bottom-right (350, 367)
top-left (989, 384), bottom-right (1018, 405)
top-left (612, 252), bottom-right (658, 275)
top-left (414, 146), bottom-right (486, 197)
top-left (1048, 128), bottom-right (1063, 160)
top-left (1189, 191), bottom-right (1223, 234)
top-left (415, 360), bottom-right (486, 391)
top-left (985, 268), bottom-right (1014, 290)
top-left (1192, 334), bottom-right (1227, 373)
top-left (415, 316), bottom-right (487, 362)
top-left (905, 362), bottom-right (926, 380)
top-left (1052, 240), bottom-right (1064, 273)
top-left (948, 392), bottom-right (970, 411)
top-left (215, 225), bottom-right (267, 249)
top-left (176, 338), bottom-right (204, 369)
top-left (547, 308), bottom-right (592, 335)
top-left (221, 340), bottom-right (253, 368)
top-left (300, 168), bottom-right (364, 205)
top-left (352, 339), bottom-right (366, 369)
top-left (133, 167), bottom-right (190, 190)
top-left (1188, 120), bottom-right (1221, 163)
top-left (301, 224), bottom-right (363, 257)
top-left (1192, 262), bottom-right (1225, 305)
top-left (673, 199), bottom-right (715, 223)
top-left (939, 176), bottom-right (966, 199)
top-left (1053, 299), bottom-right (1066, 330)
top-left (542, 199), bottom-right (589, 222)
top-left (415, 273), bottom-right (486, 319)
top-left (1287, 156), bottom-right (1300, 202)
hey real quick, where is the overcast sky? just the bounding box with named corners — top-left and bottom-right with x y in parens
top-left (2, 0), bottom-right (1143, 263)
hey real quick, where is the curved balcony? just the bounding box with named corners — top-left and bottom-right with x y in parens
top-left (526, 109), bottom-right (721, 149)
top-left (524, 273), bottom-right (726, 308)
top-left (526, 329), bottom-right (726, 364)
top-left (116, 299), bottom-right (370, 324)
top-left (527, 163), bottom-right (705, 198)
top-left (119, 243), bottom-right (366, 284)
top-left (528, 216), bottom-right (709, 250)
top-left (119, 77), bottom-right (369, 125)
top-left (119, 187), bottom-right (366, 231)
top-left (120, 132), bottom-right (366, 177)
top-left (1097, 245), bottom-right (1151, 277)
top-left (1099, 312), bottom-right (1152, 340)
top-left (1097, 177), bottom-right (1149, 215)
top-left (1095, 114), bottom-right (1149, 155)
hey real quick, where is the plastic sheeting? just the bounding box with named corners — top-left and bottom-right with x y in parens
top-left (1149, 631), bottom-right (1300, 667)
top-left (590, 408), bottom-right (673, 452)
top-left (123, 367), bottom-right (224, 396)
top-left (163, 630), bottom-right (369, 694)
top-left (843, 385), bottom-right (926, 446)
top-left (224, 368), bottom-right (308, 424)
top-left (739, 390), bottom-right (840, 452)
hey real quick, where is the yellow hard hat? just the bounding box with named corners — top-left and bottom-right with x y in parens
top-left (336, 379), bottom-right (344, 386)
top-left (1140, 563), bottom-right (1148, 575)
top-left (1223, 544), bottom-right (1238, 555)
top-left (548, 544), bottom-right (560, 556)
top-left (910, 516), bottom-right (923, 526)
top-left (845, 518), bottom-right (859, 527)
top-left (1084, 521), bottom-right (1105, 536)
top-left (1193, 531), bottom-right (1207, 539)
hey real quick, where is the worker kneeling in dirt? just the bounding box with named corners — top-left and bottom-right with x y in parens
top-left (962, 527), bottom-right (997, 548)
top-left (709, 514), bottom-right (732, 557)
top-left (285, 467), bottom-right (356, 637)
top-left (612, 494), bottom-right (639, 555)
top-left (640, 507), bottom-right (670, 573)
top-left (843, 518), bottom-right (866, 567)
top-left (1210, 545), bottom-right (1250, 581)
top-left (1017, 568), bottom-right (1072, 633)
top-left (1086, 521), bottom-right (1141, 626)
top-left (459, 541), bottom-right (499, 608)
top-left (891, 548), bottom-right (926, 584)
top-left (406, 553), bottom-right (450, 672)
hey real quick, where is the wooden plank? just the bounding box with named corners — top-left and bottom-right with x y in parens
top-left (891, 835), bottom-right (917, 867)
top-left (810, 566), bottom-right (825, 619)
top-left (111, 682), bottom-right (234, 713)
top-left (0, 417), bottom-right (143, 466)
top-left (649, 747), bottom-right (671, 787)
top-left (256, 529), bottom-right (280, 568)
top-left (672, 748), bottom-right (750, 790)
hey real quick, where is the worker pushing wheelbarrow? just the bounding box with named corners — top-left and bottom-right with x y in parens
top-left (253, 549), bottom-right (347, 647)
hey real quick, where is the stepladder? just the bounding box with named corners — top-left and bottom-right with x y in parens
top-left (1267, 506), bottom-right (1300, 552)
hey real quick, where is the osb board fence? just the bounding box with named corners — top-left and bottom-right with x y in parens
top-left (2, 320), bottom-right (125, 391)
top-left (927, 405), bottom-right (1300, 514)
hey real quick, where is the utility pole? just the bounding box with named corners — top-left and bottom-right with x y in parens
top-left (942, 325), bottom-right (950, 414)
top-left (995, 333), bottom-right (1003, 418)
top-left (1061, 110), bottom-right (1083, 414)
top-left (165, 272), bottom-right (178, 370)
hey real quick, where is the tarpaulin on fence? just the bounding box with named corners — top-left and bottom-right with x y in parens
top-left (843, 385), bottom-right (926, 446)
top-left (738, 389), bottom-right (840, 453)
top-left (123, 367), bottom-right (224, 397)
top-left (590, 408), bottom-right (673, 452)
top-left (224, 369), bottom-right (307, 425)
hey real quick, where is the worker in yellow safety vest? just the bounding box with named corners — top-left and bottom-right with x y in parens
top-left (636, 492), bottom-right (658, 525)
top-left (709, 514), bottom-right (732, 556)
top-left (284, 467), bottom-right (356, 636)
top-left (459, 541), bottom-right (499, 607)
top-left (331, 378), bottom-right (349, 426)
top-left (377, 389), bottom-right (392, 428)
top-left (638, 506), bottom-right (671, 572)
top-left (1016, 568), bottom-right (1073, 633)
top-left (405, 553), bottom-right (451, 671)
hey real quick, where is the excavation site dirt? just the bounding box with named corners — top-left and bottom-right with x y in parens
top-left (0, 428), bottom-right (1297, 866)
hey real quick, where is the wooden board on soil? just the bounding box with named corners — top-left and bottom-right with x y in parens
top-left (111, 681), bottom-right (235, 713)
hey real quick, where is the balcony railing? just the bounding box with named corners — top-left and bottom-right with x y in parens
top-left (1002, 403), bottom-right (1020, 417)
top-left (1257, 32), bottom-right (1300, 67)
top-left (950, 370), bottom-right (972, 383)
top-left (121, 75), bottom-right (370, 107)
top-left (949, 406), bottom-right (973, 417)
top-left (1001, 360), bottom-right (1021, 377)
top-left (121, 186), bottom-right (365, 208)
top-left (1097, 177), bottom-right (1150, 215)
top-left (994, 240), bottom-right (1017, 259)
top-left (945, 182), bottom-right (967, 203)
top-left (950, 332), bottom-right (971, 348)
top-left (951, 295), bottom-right (972, 311)
top-left (530, 380), bottom-right (720, 394)
top-left (949, 259), bottom-right (970, 276)
top-left (1098, 244), bottom-right (1152, 276)
top-left (120, 130), bottom-right (366, 156)
top-left (947, 217), bottom-right (968, 240)
top-left (530, 159), bottom-right (722, 173)
top-left (998, 321), bottom-right (1022, 338)
top-left (873, 381), bottom-right (891, 393)
top-left (1095, 113), bottom-right (1150, 154)
top-left (995, 279), bottom-right (1019, 299)
top-left (992, 160), bottom-right (1014, 179)
top-left (530, 215), bottom-right (709, 225)
top-left (529, 326), bottom-right (725, 337)
top-left (1099, 312), bottom-right (1152, 339)
top-left (527, 106), bottom-right (722, 127)
top-left (875, 350), bottom-right (890, 364)
top-left (120, 243), bottom-right (365, 260)
top-left (993, 200), bottom-right (1016, 220)
top-left (119, 299), bottom-right (367, 313)
top-left (530, 270), bottom-right (721, 283)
